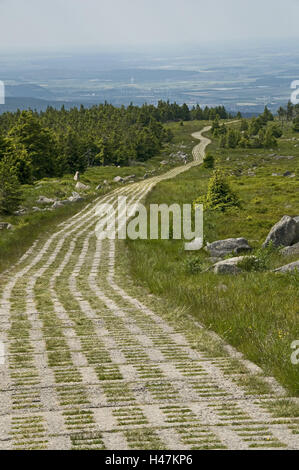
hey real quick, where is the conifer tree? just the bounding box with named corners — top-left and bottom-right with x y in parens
top-left (194, 170), bottom-right (240, 212)
top-left (0, 157), bottom-right (22, 214)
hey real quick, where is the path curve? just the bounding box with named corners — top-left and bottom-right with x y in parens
top-left (192, 126), bottom-right (212, 162)
top-left (0, 126), bottom-right (298, 450)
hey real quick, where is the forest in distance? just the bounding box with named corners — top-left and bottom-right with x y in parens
top-left (0, 101), bottom-right (228, 182)
top-left (0, 99), bottom-right (298, 216)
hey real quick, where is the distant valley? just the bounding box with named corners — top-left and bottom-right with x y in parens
top-left (1, 41), bottom-right (299, 114)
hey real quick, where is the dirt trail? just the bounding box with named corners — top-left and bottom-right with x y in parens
top-left (192, 126), bottom-right (212, 162)
top-left (0, 127), bottom-right (298, 450)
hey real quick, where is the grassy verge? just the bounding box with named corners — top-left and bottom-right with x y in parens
top-left (126, 120), bottom-right (299, 395)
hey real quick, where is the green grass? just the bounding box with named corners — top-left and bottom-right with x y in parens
top-left (126, 120), bottom-right (299, 395)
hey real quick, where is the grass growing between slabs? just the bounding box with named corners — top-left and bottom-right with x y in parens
top-left (126, 120), bottom-right (299, 396)
top-left (0, 124), bottom-right (202, 275)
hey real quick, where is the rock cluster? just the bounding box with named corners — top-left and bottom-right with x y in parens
top-left (205, 215), bottom-right (299, 275)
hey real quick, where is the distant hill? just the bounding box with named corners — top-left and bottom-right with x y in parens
top-left (5, 84), bottom-right (54, 100)
top-left (0, 96), bottom-right (261, 116)
top-left (0, 97), bottom-right (81, 114)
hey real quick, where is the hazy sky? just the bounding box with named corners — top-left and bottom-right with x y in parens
top-left (0, 0), bottom-right (299, 51)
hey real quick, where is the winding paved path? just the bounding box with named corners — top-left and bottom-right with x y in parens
top-left (0, 127), bottom-right (298, 450)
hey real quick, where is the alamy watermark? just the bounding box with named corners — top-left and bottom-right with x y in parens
top-left (95, 197), bottom-right (203, 251)
top-left (291, 80), bottom-right (299, 105)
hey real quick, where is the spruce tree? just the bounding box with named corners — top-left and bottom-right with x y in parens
top-left (0, 157), bottom-right (22, 214)
top-left (194, 170), bottom-right (240, 212)
top-left (293, 116), bottom-right (299, 132)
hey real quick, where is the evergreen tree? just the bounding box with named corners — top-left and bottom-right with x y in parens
top-left (263, 128), bottom-right (277, 148)
top-left (240, 119), bottom-right (249, 131)
top-left (195, 170), bottom-right (240, 212)
top-left (211, 116), bottom-right (220, 136)
top-left (269, 123), bottom-right (283, 138)
top-left (249, 118), bottom-right (262, 136)
top-left (60, 128), bottom-right (88, 173)
top-left (203, 153), bottom-right (215, 169)
top-left (226, 129), bottom-right (240, 148)
top-left (0, 135), bottom-right (32, 184)
top-left (9, 111), bottom-right (58, 180)
top-left (0, 157), bottom-right (22, 214)
top-left (261, 106), bottom-right (274, 124)
top-left (293, 115), bottom-right (299, 132)
top-left (278, 107), bottom-right (286, 128)
top-left (180, 103), bottom-right (191, 121)
top-left (219, 134), bottom-right (226, 148)
top-left (286, 101), bottom-right (294, 121)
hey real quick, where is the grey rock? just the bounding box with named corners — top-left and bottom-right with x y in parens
top-left (212, 256), bottom-right (245, 274)
top-left (113, 176), bottom-right (124, 183)
top-left (206, 238), bottom-right (252, 258)
top-left (294, 216), bottom-right (299, 242)
top-left (52, 200), bottom-right (71, 209)
top-left (280, 242), bottom-right (299, 256)
top-left (52, 201), bottom-right (64, 209)
top-left (123, 175), bottom-right (136, 182)
top-left (263, 215), bottom-right (298, 248)
top-left (37, 196), bottom-right (55, 205)
top-left (14, 208), bottom-right (27, 216)
top-left (75, 182), bottom-right (90, 191)
top-left (209, 257), bottom-right (223, 264)
top-left (0, 222), bottom-right (12, 230)
top-left (68, 192), bottom-right (84, 203)
top-left (274, 261), bottom-right (299, 273)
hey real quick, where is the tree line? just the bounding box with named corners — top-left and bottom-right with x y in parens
top-left (213, 107), bottom-right (282, 149)
top-left (0, 101), bottom-right (230, 214)
top-left (277, 101), bottom-right (299, 132)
